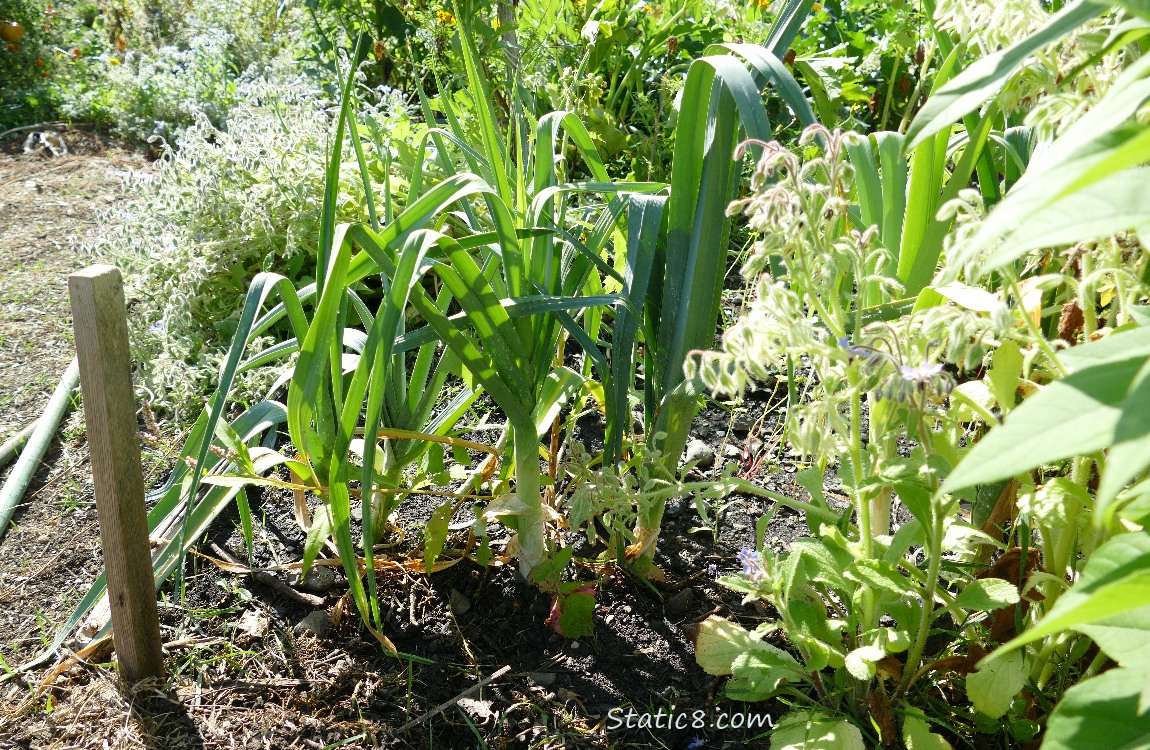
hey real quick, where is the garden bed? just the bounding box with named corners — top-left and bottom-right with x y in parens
top-left (0, 142), bottom-right (823, 749)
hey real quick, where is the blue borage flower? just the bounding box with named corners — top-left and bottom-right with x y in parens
top-left (737, 546), bottom-right (766, 580)
top-left (836, 336), bottom-right (884, 364)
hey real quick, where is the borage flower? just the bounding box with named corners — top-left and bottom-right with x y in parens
top-left (737, 546), bottom-right (767, 581)
top-left (882, 361), bottom-right (954, 403)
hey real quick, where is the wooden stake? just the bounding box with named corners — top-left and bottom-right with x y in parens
top-left (69, 265), bottom-right (164, 684)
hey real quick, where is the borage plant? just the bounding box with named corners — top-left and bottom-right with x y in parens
top-left (689, 125), bottom-right (1045, 747)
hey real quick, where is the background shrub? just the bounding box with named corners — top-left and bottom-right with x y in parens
top-left (84, 73), bottom-right (414, 416)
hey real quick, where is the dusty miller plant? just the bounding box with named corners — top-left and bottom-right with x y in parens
top-left (86, 73), bottom-right (414, 417)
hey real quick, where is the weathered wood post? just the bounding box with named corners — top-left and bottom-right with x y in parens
top-left (69, 264), bottom-right (165, 684)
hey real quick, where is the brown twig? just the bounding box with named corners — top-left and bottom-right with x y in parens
top-left (208, 543), bottom-right (325, 607)
top-left (395, 665), bottom-right (511, 734)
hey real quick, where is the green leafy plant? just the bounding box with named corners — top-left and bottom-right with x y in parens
top-left (613, 3), bottom-right (821, 571)
top-left (686, 2), bottom-right (1150, 745)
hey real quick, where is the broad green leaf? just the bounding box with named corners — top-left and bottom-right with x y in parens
top-left (994, 532), bottom-right (1150, 655)
top-left (845, 560), bottom-right (921, 598)
top-left (1096, 359), bottom-right (1150, 516)
top-left (951, 380), bottom-right (998, 425)
top-left (844, 645), bottom-right (886, 680)
top-left (795, 466), bottom-right (828, 506)
top-left (1112, 0), bottom-right (1150, 23)
top-left (989, 340), bottom-right (1023, 412)
top-left (557, 590), bottom-right (595, 639)
top-left (905, 0), bottom-right (1103, 148)
top-left (695, 616), bottom-right (751, 675)
top-left (1056, 125), bottom-right (1150, 200)
top-left (949, 55), bottom-right (1150, 273)
top-left (974, 168), bottom-right (1150, 274)
top-left (944, 355), bottom-right (1147, 492)
top-left (786, 537), bottom-right (853, 596)
top-left (1058, 316), bottom-right (1150, 372)
top-left (967, 649), bottom-right (1026, 719)
top-left (728, 649), bottom-right (803, 701)
top-left (952, 578), bottom-right (1021, 612)
top-left (933, 282), bottom-right (1001, 313)
top-left (903, 711), bottom-right (954, 750)
top-left (1042, 667), bottom-right (1150, 750)
top-left (695, 615), bottom-right (798, 676)
top-left (771, 711), bottom-right (866, 750)
top-left (1077, 606), bottom-right (1150, 668)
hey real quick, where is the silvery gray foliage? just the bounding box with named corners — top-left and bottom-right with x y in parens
top-left (84, 74), bottom-right (414, 417)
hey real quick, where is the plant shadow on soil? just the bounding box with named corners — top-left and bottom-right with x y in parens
top-left (0, 140), bottom-right (840, 749)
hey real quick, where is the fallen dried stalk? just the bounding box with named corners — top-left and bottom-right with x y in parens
top-left (395, 664), bottom-right (511, 734)
top-left (207, 544), bottom-right (326, 607)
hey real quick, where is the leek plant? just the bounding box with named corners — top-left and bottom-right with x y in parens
top-left (620, 0), bottom-right (824, 568)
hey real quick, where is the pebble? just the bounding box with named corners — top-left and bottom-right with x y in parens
top-left (449, 588), bottom-right (471, 617)
top-left (237, 608), bottom-right (269, 638)
top-left (665, 588), bottom-right (695, 619)
top-left (664, 496), bottom-right (690, 517)
top-left (529, 672), bottom-right (557, 686)
top-left (732, 411), bottom-right (754, 433)
top-left (723, 443), bottom-right (742, 458)
top-left (299, 565), bottom-right (336, 593)
top-left (682, 439), bottom-right (715, 469)
top-left (293, 610), bottom-right (331, 638)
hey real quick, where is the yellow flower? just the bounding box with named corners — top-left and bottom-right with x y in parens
top-left (492, 17), bottom-right (501, 30)
top-left (812, 2), bottom-right (821, 9)
top-left (435, 9), bottom-right (456, 24)
top-left (756, 0), bottom-right (769, 8)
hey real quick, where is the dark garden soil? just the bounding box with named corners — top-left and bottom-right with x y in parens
top-left (0, 136), bottom-right (826, 750)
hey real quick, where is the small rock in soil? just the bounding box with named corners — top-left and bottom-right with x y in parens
top-left (665, 496), bottom-right (691, 517)
top-left (457, 697), bottom-right (495, 721)
top-left (528, 672), bottom-right (557, 687)
top-left (723, 443), bottom-right (742, 458)
top-left (237, 608), bottom-right (269, 638)
top-left (665, 588), bottom-right (695, 619)
top-left (299, 565), bottom-right (336, 593)
top-left (683, 439), bottom-right (715, 469)
top-left (293, 610), bottom-right (331, 638)
top-left (733, 411), bottom-right (754, 433)
top-left (449, 588), bottom-right (471, 617)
